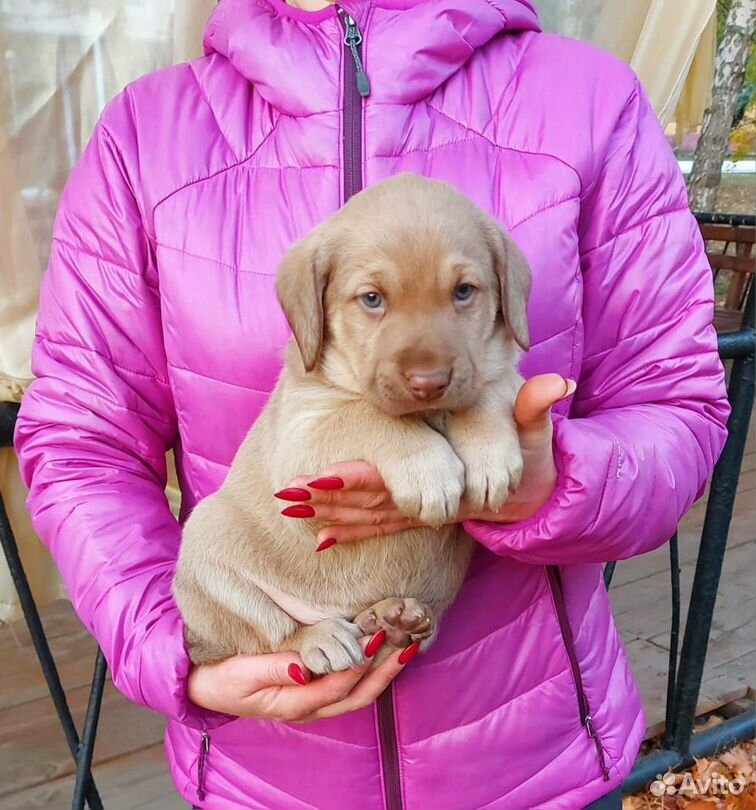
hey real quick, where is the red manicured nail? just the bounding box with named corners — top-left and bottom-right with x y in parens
top-left (307, 476), bottom-right (344, 490)
top-left (281, 504), bottom-right (316, 518)
top-left (316, 537), bottom-right (337, 552)
top-left (365, 629), bottom-right (387, 658)
top-left (288, 663), bottom-right (308, 685)
top-left (398, 641), bottom-right (421, 665)
top-left (274, 487), bottom-right (312, 502)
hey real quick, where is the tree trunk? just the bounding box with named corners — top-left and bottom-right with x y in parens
top-left (687, 0), bottom-right (756, 212)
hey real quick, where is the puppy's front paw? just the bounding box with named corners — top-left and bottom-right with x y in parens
top-left (381, 440), bottom-right (465, 526)
top-left (457, 431), bottom-right (523, 512)
top-left (354, 597), bottom-right (435, 648)
top-left (296, 618), bottom-right (364, 674)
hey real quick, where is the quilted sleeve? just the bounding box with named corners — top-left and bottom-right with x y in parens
top-left (14, 99), bottom-right (228, 728)
top-left (465, 78), bottom-right (730, 565)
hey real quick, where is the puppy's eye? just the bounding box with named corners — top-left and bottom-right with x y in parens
top-left (361, 292), bottom-right (384, 310)
top-left (453, 283), bottom-right (475, 302)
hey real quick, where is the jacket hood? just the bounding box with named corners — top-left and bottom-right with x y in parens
top-left (203, 0), bottom-right (541, 115)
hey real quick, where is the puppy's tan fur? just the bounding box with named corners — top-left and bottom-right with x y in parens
top-left (173, 175), bottom-right (530, 673)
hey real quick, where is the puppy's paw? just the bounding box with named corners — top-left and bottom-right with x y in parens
top-left (457, 432), bottom-right (523, 512)
top-left (381, 440), bottom-right (465, 526)
top-left (354, 598), bottom-right (435, 648)
top-left (296, 618), bottom-right (364, 674)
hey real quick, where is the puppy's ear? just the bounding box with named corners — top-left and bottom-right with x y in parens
top-left (276, 229), bottom-right (332, 372)
top-left (485, 220), bottom-right (531, 352)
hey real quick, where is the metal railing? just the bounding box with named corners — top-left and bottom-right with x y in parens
top-left (0, 325), bottom-right (753, 808)
top-left (0, 400), bottom-right (106, 810)
top-left (610, 323), bottom-right (756, 793)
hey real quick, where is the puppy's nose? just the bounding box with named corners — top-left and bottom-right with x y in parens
top-left (404, 368), bottom-right (451, 401)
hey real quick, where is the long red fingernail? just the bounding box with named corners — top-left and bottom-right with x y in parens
top-left (365, 629), bottom-right (387, 658)
top-left (316, 537), bottom-right (337, 552)
top-left (274, 488), bottom-right (312, 502)
top-left (281, 504), bottom-right (316, 518)
top-left (398, 641), bottom-right (421, 665)
top-left (307, 476), bottom-right (344, 490)
top-left (288, 663), bottom-right (308, 685)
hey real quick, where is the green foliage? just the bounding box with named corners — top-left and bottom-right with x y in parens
top-left (746, 42), bottom-right (756, 84)
top-left (732, 43), bottom-right (756, 129)
top-left (717, 0), bottom-right (731, 42)
top-left (715, 1), bottom-right (756, 140)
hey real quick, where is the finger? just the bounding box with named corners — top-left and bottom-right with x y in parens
top-left (251, 632), bottom-right (391, 719)
top-left (309, 649), bottom-right (407, 720)
top-left (282, 503), bottom-right (408, 526)
top-left (241, 661), bottom-right (370, 719)
top-left (224, 651), bottom-right (314, 691)
top-left (286, 461), bottom-right (388, 493)
top-left (315, 519), bottom-right (421, 546)
top-left (514, 374), bottom-right (576, 435)
top-left (277, 487), bottom-right (395, 509)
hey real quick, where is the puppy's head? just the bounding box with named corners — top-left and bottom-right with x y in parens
top-left (276, 174), bottom-right (530, 416)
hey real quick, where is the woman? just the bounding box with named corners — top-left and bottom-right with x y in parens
top-left (14, 0), bottom-right (728, 808)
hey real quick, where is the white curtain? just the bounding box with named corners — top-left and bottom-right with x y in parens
top-left (0, 1), bottom-right (185, 621)
top-left (0, 0), bottom-right (715, 621)
top-left (536, 0), bottom-right (717, 134)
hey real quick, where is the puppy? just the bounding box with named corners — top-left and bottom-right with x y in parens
top-left (173, 174), bottom-right (530, 673)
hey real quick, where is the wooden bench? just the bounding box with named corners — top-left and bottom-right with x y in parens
top-left (696, 214), bottom-right (755, 333)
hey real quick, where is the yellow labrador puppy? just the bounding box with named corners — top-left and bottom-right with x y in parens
top-left (173, 174), bottom-right (530, 673)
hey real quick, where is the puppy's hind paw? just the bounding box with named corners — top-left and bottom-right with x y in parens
top-left (354, 597), bottom-right (435, 648)
top-left (295, 618), bottom-right (364, 675)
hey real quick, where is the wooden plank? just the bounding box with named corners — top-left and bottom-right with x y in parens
top-left (609, 495), bottom-right (755, 590)
top-left (696, 651), bottom-right (756, 727)
top-left (700, 223), bottom-right (756, 243)
top-left (709, 253), bottom-right (755, 274)
top-left (0, 624), bottom-right (100, 710)
top-left (625, 638), bottom-right (752, 738)
top-left (0, 744), bottom-right (183, 810)
top-left (612, 538), bottom-right (754, 618)
top-left (0, 681), bottom-right (166, 799)
top-left (624, 638), bottom-right (675, 736)
top-left (0, 599), bottom-right (83, 653)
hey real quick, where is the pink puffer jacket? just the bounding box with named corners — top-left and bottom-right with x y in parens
top-left (15, 1), bottom-right (729, 808)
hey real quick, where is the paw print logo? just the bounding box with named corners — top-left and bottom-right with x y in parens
top-left (649, 773), bottom-right (677, 797)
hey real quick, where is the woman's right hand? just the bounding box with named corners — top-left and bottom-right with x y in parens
top-left (188, 643), bottom-right (407, 723)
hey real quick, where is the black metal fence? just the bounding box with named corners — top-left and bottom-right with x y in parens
top-left (0, 401), bottom-right (107, 810)
top-left (615, 323), bottom-right (756, 793)
top-left (0, 326), bottom-right (754, 809)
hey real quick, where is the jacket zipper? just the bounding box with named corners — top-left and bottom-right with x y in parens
top-left (377, 689), bottom-right (404, 810)
top-left (338, 8), bottom-right (371, 202)
top-left (195, 21), bottom-right (375, 807)
top-left (546, 567), bottom-right (611, 781)
top-left (196, 730), bottom-right (210, 803)
top-left (336, 9), bottom-right (404, 810)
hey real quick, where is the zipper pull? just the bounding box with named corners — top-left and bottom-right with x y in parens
top-left (197, 731), bottom-right (210, 801)
top-left (343, 13), bottom-right (371, 97)
top-left (584, 716), bottom-right (611, 781)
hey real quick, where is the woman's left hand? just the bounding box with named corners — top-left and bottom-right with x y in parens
top-left (277, 374), bottom-right (575, 548)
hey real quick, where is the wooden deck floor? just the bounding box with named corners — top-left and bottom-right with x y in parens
top-left (0, 432), bottom-right (753, 809)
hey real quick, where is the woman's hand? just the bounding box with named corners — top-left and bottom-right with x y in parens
top-left (188, 641), bottom-right (407, 722)
top-left (275, 374), bottom-right (574, 547)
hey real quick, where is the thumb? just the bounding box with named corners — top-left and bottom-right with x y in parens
top-left (514, 374), bottom-right (576, 435)
top-left (227, 652), bottom-right (312, 688)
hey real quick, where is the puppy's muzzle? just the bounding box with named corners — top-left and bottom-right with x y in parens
top-left (404, 367), bottom-right (452, 402)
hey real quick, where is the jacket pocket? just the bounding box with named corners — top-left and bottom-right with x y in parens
top-left (546, 566), bottom-right (611, 781)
